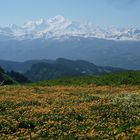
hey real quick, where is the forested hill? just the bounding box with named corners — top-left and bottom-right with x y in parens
top-left (25, 58), bottom-right (124, 82)
top-left (0, 66), bottom-right (30, 85)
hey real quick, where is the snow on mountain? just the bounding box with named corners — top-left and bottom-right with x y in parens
top-left (0, 15), bottom-right (140, 41)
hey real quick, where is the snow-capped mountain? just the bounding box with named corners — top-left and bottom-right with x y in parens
top-left (0, 15), bottom-right (140, 41)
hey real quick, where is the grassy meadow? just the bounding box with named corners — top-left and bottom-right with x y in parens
top-left (0, 84), bottom-right (140, 139)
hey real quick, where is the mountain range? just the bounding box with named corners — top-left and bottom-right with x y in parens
top-left (1, 15), bottom-right (140, 41)
top-left (0, 16), bottom-right (140, 70)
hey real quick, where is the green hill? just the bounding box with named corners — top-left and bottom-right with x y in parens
top-left (0, 66), bottom-right (30, 85)
top-left (34, 71), bottom-right (140, 86)
top-left (25, 58), bottom-right (124, 82)
top-left (0, 67), bottom-right (15, 85)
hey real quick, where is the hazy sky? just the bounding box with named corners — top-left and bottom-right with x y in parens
top-left (0, 0), bottom-right (140, 27)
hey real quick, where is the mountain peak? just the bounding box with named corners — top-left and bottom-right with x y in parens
top-left (23, 18), bottom-right (46, 27)
top-left (35, 18), bottom-right (46, 25)
top-left (47, 15), bottom-right (67, 25)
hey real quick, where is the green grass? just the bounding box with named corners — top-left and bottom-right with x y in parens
top-left (29, 71), bottom-right (140, 86)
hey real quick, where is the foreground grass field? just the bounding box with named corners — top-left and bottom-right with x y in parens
top-left (0, 85), bottom-right (140, 139)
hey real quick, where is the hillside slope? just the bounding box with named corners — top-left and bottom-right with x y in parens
top-left (0, 66), bottom-right (30, 85)
top-left (0, 67), bottom-right (15, 85)
top-left (25, 58), bottom-right (124, 81)
top-left (33, 71), bottom-right (140, 86)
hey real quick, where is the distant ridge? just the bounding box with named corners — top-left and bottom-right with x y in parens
top-left (0, 58), bottom-right (124, 81)
top-left (24, 58), bottom-right (125, 81)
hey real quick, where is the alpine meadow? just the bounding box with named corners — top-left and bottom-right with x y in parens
top-left (0, 0), bottom-right (140, 139)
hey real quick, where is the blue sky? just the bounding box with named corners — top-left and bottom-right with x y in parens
top-left (0, 0), bottom-right (140, 27)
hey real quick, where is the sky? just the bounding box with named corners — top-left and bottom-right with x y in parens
top-left (0, 0), bottom-right (140, 27)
